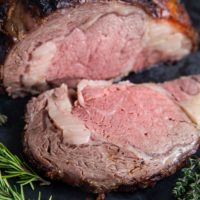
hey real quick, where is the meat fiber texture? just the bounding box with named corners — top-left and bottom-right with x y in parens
top-left (24, 79), bottom-right (200, 193)
top-left (2, 0), bottom-right (198, 97)
top-left (162, 75), bottom-right (200, 126)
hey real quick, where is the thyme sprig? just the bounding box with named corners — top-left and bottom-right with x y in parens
top-left (0, 113), bottom-right (7, 126)
top-left (173, 157), bottom-right (200, 200)
top-left (0, 143), bottom-right (50, 189)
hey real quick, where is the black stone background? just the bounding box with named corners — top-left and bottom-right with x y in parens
top-left (0, 0), bottom-right (200, 199)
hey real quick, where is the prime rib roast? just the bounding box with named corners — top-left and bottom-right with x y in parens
top-left (24, 77), bottom-right (200, 193)
top-left (1, 0), bottom-right (198, 97)
top-left (0, 0), bottom-right (199, 195)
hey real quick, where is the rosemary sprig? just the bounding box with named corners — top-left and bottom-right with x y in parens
top-left (0, 113), bottom-right (7, 126)
top-left (0, 172), bottom-right (25, 200)
top-left (0, 172), bottom-right (52, 200)
top-left (173, 157), bottom-right (200, 200)
top-left (0, 143), bottom-right (50, 189)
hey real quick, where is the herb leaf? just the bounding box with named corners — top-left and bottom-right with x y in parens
top-left (173, 157), bottom-right (200, 200)
top-left (0, 114), bottom-right (7, 126)
top-left (0, 143), bottom-right (50, 189)
top-left (0, 172), bottom-right (53, 200)
top-left (0, 172), bottom-right (25, 200)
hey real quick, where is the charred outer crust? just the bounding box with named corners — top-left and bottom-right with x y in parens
top-left (124, 0), bottom-right (198, 50)
top-left (0, 1), bottom-right (198, 49)
top-left (23, 131), bottom-right (200, 193)
top-left (0, 1), bottom-right (14, 64)
top-left (25, 0), bottom-right (198, 50)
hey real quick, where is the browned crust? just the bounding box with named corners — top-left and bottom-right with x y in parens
top-left (0, 0), bottom-right (41, 40)
top-left (23, 136), bottom-right (200, 193)
top-left (150, 0), bottom-right (198, 51)
top-left (118, 0), bottom-right (198, 50)
top-left (0, 0), bottom-right (198, 48)
top-left (44, 0), bottom-right (198, 51)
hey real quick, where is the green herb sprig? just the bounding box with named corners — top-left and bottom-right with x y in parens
top-left (0, 172), bottom-right (52, 200)
top-left (0, 143), bottom-right (50, 189)
top-left (0, 113), bottom-right (7, 126)
top-left (173, 157), bottom-right (200, 200)
top-left (0, 172), bottom-right (25, 200)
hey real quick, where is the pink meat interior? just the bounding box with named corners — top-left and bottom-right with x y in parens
top-left (48, 13), bottom-right (145, 83)
top-left (72, 84), bottom-right (193, 155)
top-left (163, 77), bottom-right (200, 102)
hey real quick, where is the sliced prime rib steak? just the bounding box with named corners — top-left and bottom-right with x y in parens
top-left (2, 0), bottom-right (198, 97)
top-left (24, 79), bottom-right (200, 193)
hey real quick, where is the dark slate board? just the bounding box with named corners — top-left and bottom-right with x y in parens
top-left (0, 0), bottom-right (200, 199)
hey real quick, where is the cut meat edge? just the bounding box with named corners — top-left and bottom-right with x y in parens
top-left (23, 80), bottom-right (200, 193)
top-left (162, 75), bottom-right (200, 126)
